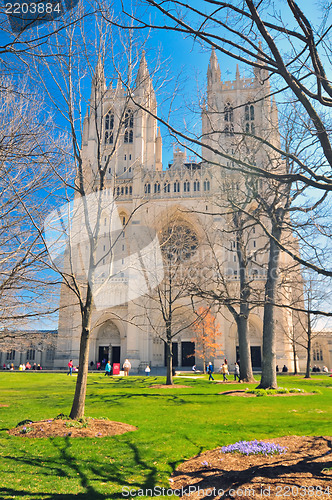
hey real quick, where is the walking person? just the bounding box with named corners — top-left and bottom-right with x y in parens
top-left (221, 360), bottom-right (229, 382)
top-left (145, 365), bottom-right (151, 376)
top-left (234, 362), bottom-right (240, 382)
top-left (123, 359), bottom-right (131, 376)
top-left (207, 362), bottom-right (214, 381)
top-left (67, 359), bottom-right (73, 376)
top-left (105, 360), bottom-right (111, 376)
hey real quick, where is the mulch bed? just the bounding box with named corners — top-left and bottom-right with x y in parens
top-left (170, 436), bottom-right (332, 499)
top-left (149, 384), bottom-right (190, 389)
top-left (218, 390), bottom-right (317, 397)
top-left (8, 419), bottom-right (137, 438)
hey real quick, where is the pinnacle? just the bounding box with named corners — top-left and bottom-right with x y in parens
top-left (209, 47), bottom-right (219, 69)
top-left (136, 50), bottom-right (150, 86)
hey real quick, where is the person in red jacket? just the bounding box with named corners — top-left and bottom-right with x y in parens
top-left (67, 359), bottom-right (73, 376)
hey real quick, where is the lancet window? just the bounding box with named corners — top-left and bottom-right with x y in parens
top-left (124, 109), bottom-right (134, 143)
top-left (105, 112), bottom-right (114, 144)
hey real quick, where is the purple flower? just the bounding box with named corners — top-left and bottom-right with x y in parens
top-left (220, 440), bottom-right (287, 456)
top-left (201, 461), bottom-right (209, 467)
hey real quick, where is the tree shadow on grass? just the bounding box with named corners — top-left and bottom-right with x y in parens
top-left (87, 392), bottom-right (192, 407)
top-left (0, 434), bottom-right (165, 499)
top-left (168, 434), bottom-right (206, 476)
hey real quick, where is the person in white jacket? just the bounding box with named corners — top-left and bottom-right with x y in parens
top-left (123, 359), bottom-right (131, 376)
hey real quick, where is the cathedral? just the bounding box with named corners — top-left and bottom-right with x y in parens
top-left (52, 50), bottom-right (311, 373)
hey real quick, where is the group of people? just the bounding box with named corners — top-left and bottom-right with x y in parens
top-left (276, 365), bottom-right (289, 373)
top-left (312, 365), bottom-right (329, 373)
top-left (104, 359), bottom-right (133, 376)
top-left (3, 362), bottom-right (41, 371)
top-left (206, 360), bottom-right (240, 382)
top-left (68, 358), bottom-right (139, 376)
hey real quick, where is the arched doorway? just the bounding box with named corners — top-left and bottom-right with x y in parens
top-left (96, 321), bottom-right (121, 366)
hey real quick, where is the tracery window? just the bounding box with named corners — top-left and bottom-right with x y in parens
top-left (245, 104), bottom-right (255, 134)
top-left (124, 109), bottom-right (134, 143)
top-left (144, 183), bottom-right (151, 194)
top-left (313, 343), bottom-right (323, 361)
top-left (183, 181), bottom-right (190, 192)
top-left (224, 103), bottom-right (233, 122)
top-left (194, 180), bottom-right (200, 192)
top-left (161, 224), bottom-right (198, 262)
top-left (105, 112), bottom-right (114, 144)
top-left (174, 181), bottom-right (180, 193)
top-left (154, 182), bottom-right (161, 193)
top-left (204, 179), bottom-right (210, 191)
top-left (26, 349), bottom-right (35, 360)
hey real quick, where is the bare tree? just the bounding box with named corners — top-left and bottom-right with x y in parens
top-left (188, 191), bottom-right (265, 383)
top-left (0, 75), bottom-right (64, 342)
top-left (132, 210), bottom-right (205, 385)
top-left (25, 12), bottom-right (168, 417)
top-left (288, 275), bottom-right (329, 378)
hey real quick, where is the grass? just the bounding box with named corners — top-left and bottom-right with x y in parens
top-left (0, 372), bottom-right (331, 499)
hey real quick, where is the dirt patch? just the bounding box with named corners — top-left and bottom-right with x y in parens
top-left (218, 390), bottom-right (317, 397)
top-left (270, 392), bottom-right (316, 397)
top-left (8, 418), bottom-right (137, 438)
top-left (149, 384), bottom-right (191, 389)
top-left (218, 390), bottom-right (256, 397)
top-left (170, 436), bottom-right (332, 499)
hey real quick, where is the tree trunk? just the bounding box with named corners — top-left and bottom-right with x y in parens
top-left (235, 217), bottom-right (255, 383)
top-left (305, 313), bottom-right (312, 378)
top-left (165, 338), bottom-right (173, 385)
top-left (69, 284), bottom-right (93, 420)
top-left (258, 223), bottom-right (282, 389)
top-left (292, 338), bottom-right (298, 375)
top-left (237, 315), bottom-right (255, 382)
top-left (69, 326), bottom-right (90, 419)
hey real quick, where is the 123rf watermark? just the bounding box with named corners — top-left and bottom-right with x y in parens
top-left (122, 485), bottom-right (331, 497)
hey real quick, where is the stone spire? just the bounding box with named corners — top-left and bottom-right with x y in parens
top-left (91, 54), bottom-right (106, 97)
top-left (254, 41), bottom-right (269, 84)
top-left (207, 48), bottom-right (221, 85)
top-left (136, 50), bottom-right (150, 87)
top-left (115, 74), bottom-right (124, 97)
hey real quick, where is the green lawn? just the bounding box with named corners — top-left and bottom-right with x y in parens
top-left (0, 373), bottom-right (331, 499)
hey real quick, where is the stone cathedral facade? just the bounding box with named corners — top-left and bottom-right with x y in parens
top-left (53, 50), bottom-right (310, 373)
